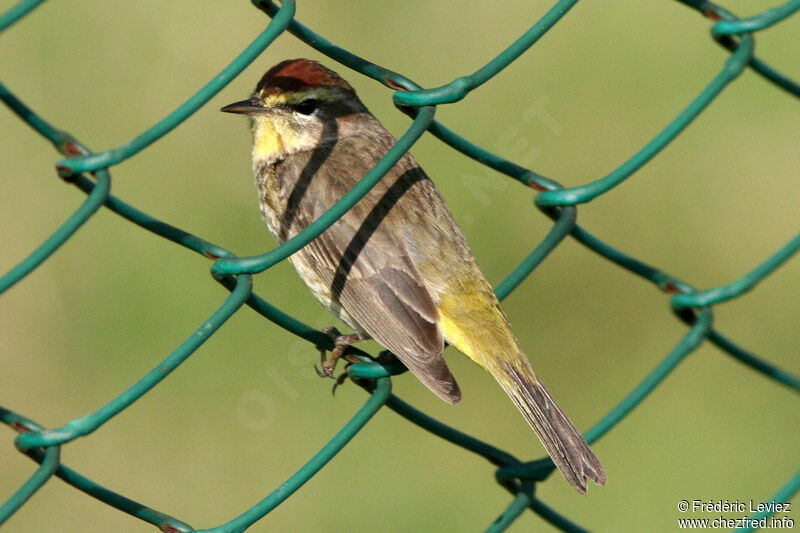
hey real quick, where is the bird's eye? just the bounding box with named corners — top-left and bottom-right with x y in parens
top-left (294, 99), bottom-right (319, 115)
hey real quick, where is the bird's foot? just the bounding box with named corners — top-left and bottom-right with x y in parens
top-left (315, 327), bottom-right (361, 379)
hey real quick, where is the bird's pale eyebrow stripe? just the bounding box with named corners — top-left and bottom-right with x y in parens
top-left (257, 88), bottom-right (334, 106)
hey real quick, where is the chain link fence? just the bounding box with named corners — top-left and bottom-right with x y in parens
top-left (2, 0), bottom-right (799, 531)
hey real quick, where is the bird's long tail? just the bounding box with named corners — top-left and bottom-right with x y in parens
top-left (491, 358), bottom-right (606, 494)
top-left (436, 289), bottom-right (605, 493)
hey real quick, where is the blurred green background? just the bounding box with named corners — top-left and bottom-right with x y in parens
top-left (2, 1), bottom-right (799, 531)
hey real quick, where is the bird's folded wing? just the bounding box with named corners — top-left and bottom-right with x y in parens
top-left (304, 228), bottom-right (462, 403)
top-left (284, 137), bottom-right (461, 402)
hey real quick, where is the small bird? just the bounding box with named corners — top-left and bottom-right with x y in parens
top-left (222, 59), bottom-right (605, 493)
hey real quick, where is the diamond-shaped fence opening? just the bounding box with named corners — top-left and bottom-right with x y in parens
top-left (2, 1), bottom-right (799, 531)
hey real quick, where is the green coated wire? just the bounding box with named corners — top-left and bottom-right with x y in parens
top-left (199, 378), bottom-right (392, 533)
top-left (535, 32), bottom-right (754, 207)
top-left (672, 231), bottom-right (800, 308)
top-left (490, 308), bottom-right (713, 488)
top-left (528, 498), bottom-right (590, 533)
top-left (736, 49), bottom-right (800, 97)
top-left (0, 81), bottom-right (111, 295)
top-left (709, 330), bottom-right (800, 392)
top-left (712, 0), bottom-right (800, 36)
top-left (53, 0), bottom-right (297, 177)
top-left (382, 394), bottom-right (519, 468)
top-left (0, 168), bottom-right (110, 295)
top-left (736, 469), bottom-right (800, 533)
top-left (71, 174), bottom-right (232, 260)
top-left (487, 485), bottom-right (534, 533)
top-left (391, 0), bottom-right (582, 107)
top-left (0, 0), bottom-right (47, 33)
top-left (0, 407), bottom-right (194, 531)
top-left (1, 0), bottom-right (799, 530)
top-left (682, 0), bottom-right (800, 98)
top-left (15, 275), bottom-right (253, 451)
top-left (494, 204), bottom-right (576, 302)
top-left (68, 174), bottom-right (333, 350)
top-left (0, 78), bottom-right (73, 147)
top-left (0, 444), bottom-right (59, 526)
top-left (584, 309), bottom-right (713, 444)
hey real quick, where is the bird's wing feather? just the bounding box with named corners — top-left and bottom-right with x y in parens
top-left (276, 133), bottom-right (461, 403)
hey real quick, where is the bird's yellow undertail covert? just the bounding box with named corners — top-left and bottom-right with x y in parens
top-left (222, 59), bottom-right (606, 493)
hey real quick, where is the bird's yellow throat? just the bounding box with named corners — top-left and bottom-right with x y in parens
top-left (250, 88), bottom-right (334, 163)
top-left (251, 115), bottom-right (306, 163)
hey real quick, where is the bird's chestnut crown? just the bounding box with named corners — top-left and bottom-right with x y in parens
top-left (255, 59), bottom-right (355, 96)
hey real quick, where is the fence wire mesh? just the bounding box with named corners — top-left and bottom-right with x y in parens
top-left (2, 0), bottom-right (799, 531)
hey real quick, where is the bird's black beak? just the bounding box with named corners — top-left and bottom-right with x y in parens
top-left (220, 99), bottom-right (265, 115)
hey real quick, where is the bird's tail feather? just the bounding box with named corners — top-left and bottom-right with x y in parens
top-left (434, 290), bottom-right (605, 492)
top-left (495, 360), bottom-right (606, 494)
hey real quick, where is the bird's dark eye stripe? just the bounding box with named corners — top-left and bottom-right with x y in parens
top-left (293, 99), bottom-right (319, 115)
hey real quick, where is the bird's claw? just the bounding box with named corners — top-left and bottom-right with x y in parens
top-left (314, 359), bottom-right (337, 379)
top-left (315, 327), bottom-right (361, 381)
top-left (331, 368), bottom-right (351, 396)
